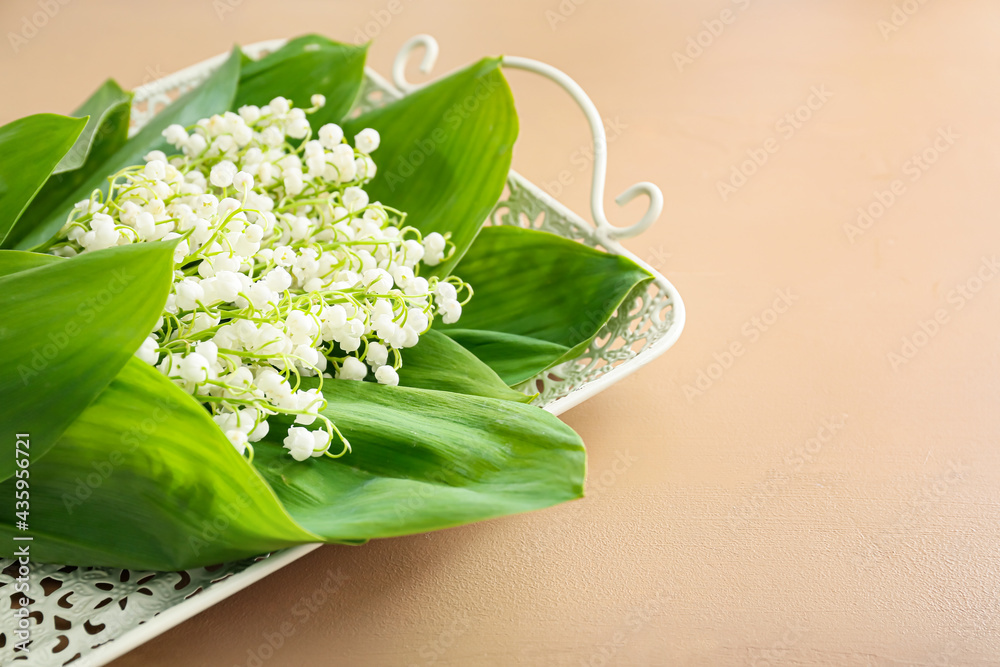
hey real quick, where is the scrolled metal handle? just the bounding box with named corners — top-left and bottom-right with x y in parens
top-left (392, 35), bottom-right (664, 240)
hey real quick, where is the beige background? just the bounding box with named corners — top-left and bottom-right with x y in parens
top-left (3, 0), bottom-right (1000, 665)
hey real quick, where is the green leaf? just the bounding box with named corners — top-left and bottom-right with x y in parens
top-left (342, 58), bottom-right (518, 276)
top-left (435, 329), bottom-right (572, 388)
top-left (235, 35), bottom-right (368, 126)
top-left (0, 242), bottom-right (175, 481)
top-left (6, 81), bottom-right (133, 249)
top-left (0, 360), bottom-right (319, 570)
top-left (396, 329), bottom-right (533, 403)
top-left (254, 379), bottom-right (585, 541)
top-left (438, 226), bottom-right (653, 385)
top-left (14, 47), bottom-right (244, 250)
top-left (0, 114), bottom-right (87, 246)
top-left (54, 79), bottom-right (133, 174)
top-left (0, 364), bottom-right (581, 569)
top-left (0, 249), bottom-right (61, 278)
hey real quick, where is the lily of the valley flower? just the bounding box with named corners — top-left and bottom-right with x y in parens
top-left (49, 95), bottom-right (472, 463)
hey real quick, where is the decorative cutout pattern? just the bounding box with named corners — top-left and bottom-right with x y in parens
top-left (0, 557), bottom-right (265, 664)
top-left (0, 42), bottom-right (680, 667)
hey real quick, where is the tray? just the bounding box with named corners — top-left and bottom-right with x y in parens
top-left (0, 35), bottom-right (684, 666)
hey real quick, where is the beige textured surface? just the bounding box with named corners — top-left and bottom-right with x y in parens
top-left (3, 0), bottom-right (1000, 665)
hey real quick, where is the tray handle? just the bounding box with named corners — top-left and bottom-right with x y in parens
top-left (392, 35), bottom-right (663, 242)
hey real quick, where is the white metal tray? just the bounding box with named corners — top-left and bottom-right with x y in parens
top-left (0, 36), bottom-right (684, 666)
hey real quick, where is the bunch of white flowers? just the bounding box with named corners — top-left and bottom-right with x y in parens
top-left (48, 95), bottom-right (471, 463)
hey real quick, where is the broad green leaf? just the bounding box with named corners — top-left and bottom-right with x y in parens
top-left (342, 58), bottom-right (517, 276)
top-left (438, 225), bottom-right (653, 385)
top-left (0, 364), bottom-right (581, 569)
top-left (0, 360), bottom-right (319, 570)
top-left (436, 329), bottom-right (572, 388)
top-left (0, 114), bottom-right (87, 246)
top-left (0, 249), bottom-right (61, 278)
top-left (0, 242), bottom-right (175, 481)
top-left (6, 81), bottom-right (133, 248)
top-left (14, 47), bottom-right (243, 250)
top-left (254, 379), bottom-right (585, 541)
top-left (396, 329), bottom-right (533, 403)
top-left (54, 79), bottom-right (133, 174)
top-left (236, 35), bottom-right (368, 126)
